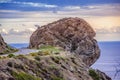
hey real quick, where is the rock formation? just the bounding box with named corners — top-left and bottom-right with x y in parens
top-left (0, 34), bottom-right (16, 54)
top-left (0, 17), bottom-right (111, 80)
top-left (29, 17), bottom-right (100, 66)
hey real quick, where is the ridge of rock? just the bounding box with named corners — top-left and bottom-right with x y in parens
top-left (29, 17), bottom-right (100, 66)
top-left (0, 34), bottom-right (16, 54)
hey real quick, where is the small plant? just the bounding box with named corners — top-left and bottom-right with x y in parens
top-left (34, 56), bottom-right (41, 61)
top-left (7, 53), bottom-right (15, 58)
top-left (52, 76), bottom-right (64, 80)
top-left (7, 62), bottom-right (13, 67)
top-left (0, 56), bottom-right (2, 59)
top-left (30, 52), bottom-right (38, 56)
top-left (15, 54), bottom-right (25, 58)
top-left (49, 65), bottom-right (57, 70)
top-left (89, 69), bottom-right (100, 80)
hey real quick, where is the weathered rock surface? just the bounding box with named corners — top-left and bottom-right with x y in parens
top-left (0, 34), bottom-right (16, 54)
top-left (29, 17), bottom-right (100, 66)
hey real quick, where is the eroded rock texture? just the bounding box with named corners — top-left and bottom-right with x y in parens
top-left (29, 17), bottom-right (100, 66)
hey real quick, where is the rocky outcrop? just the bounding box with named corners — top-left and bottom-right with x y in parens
top-left (29, 17), bottom-right (100, 66)
top-left (0, 34), bottom-right (17, 54)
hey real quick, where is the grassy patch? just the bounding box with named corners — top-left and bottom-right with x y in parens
top-left (7, 53), bottom-right (15, 58)
top-left (51, 76), bottom-right (64, 80)
top-left (39, 45), bottom-right (61, 54)
top-left (34, 56), bottom-right (41, 61)
top-left (89, 69), bottom-right (100, 80)
top-left (11, 71), bottom-right (41, 80)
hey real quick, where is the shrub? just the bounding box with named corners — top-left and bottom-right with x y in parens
top-left (49, 65), bottom-right (57, 70)
top-left (52, 76), bottom-right (64, 80)
top-left (15, 54), bottom-right (25, 58)
top-left (0, 56), bottom-right (2, 59)
top-left (30, 52), bottom-right (38, 56)
top-left (7, 54), bottom-right (15, 58)
top-left (7, 62), bottom-right (13, 67)
top-left (34, 56), bottom-right (41, 61)
top-left (11, 71), bottom-right (41, 80)
top-left (89, 69), bottom-right (100, 80)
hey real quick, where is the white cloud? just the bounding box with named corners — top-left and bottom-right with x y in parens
top-left (0, 28), bottom-right (36, 36)
top-left (13, 1), bottom-right (57, 8)
top-left (0, 1), bottom-right (57, 8)
top-left (0, 0), bottom-right (12, 3)
top-left (64, 6), bottom-right (80, 10)
top-left (0, 28), bottom-right (8, 34)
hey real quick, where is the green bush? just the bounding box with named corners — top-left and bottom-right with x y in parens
top-left (7, 62), bottom-right (13, 67)
top-left (39, 45), bottom-right (61, 54)
top-left (34, 56), bottom-right (41, 61)
top-left (89, 69), bottom-right (100, 80)
top-left (52, 76), bottom-right (64, 80)
top-left (11, 71), bottom-right (41, 80)
top-left (30, 52), bottom-right (38, 56)
top-left (15, 54), bottom-right (25, 58)
top-left (7, 54), bottom-right (15, 58)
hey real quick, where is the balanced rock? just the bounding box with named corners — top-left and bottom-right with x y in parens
top-left (29, 17), bottom-right (100, 66)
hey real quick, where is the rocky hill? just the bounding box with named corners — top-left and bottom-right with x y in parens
top-left (29, 17), bottom-right (100, 66)
top-left (0, 51), bottom-right (111, 80)
top-left (0, 34), bottom-right (17, 54)
top-left (0, 17), bottom-right (111, 80)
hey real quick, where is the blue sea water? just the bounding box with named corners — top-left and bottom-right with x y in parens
top-left (9, 43), bottom-right (29, 49)
top-left (92, 42), bottom-right (120, 80)
top-left (9, 42), bottom-right (120, 80)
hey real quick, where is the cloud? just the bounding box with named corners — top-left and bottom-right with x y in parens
top-left (0, 28), bottom-right (36, 36)
top-left (0, 28), bottom-right (8, 34)
top-left (0, 1), bottom-right (57, 8)
top-left (61, 3), bottom-right (120, 16)
top-left (94, 26), bottom-right (120, 34)
top-left (0, 0), bottom-right (12, 3)
top-left (0, 3), bottom-right (120, 19)
top-left (64, 6), bottom-right (80, 10)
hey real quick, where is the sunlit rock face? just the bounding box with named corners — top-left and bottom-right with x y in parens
top-left (29, 17), bottom-right (100, 66)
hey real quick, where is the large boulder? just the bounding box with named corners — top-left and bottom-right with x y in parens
top-left (29, 17), bottom-right (100, 66)
top-left (0, 34), bottom-right (16, 54)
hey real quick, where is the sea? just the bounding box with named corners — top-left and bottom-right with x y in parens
top-left (9, 42), bottom-right (120, 80)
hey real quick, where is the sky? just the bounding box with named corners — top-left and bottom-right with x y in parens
top-left (0, 0), bottom-right (120, 43)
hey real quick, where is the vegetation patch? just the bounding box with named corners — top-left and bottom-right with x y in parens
top-left (39, 45), bottom-right (61, 54)
top-left (89, 69), bottom-right (100, 80)
top-left (11, 71), bottom-right (41, 80)
top-left (34, 56), bottom-right (41, 61)
top-left (51, 76), bottom-right (64, 80)
top-left (7, 53), bottom-right (15, 58)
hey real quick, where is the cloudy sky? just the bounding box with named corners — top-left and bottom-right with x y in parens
top-left (0, 0), bottom-right (120, 43)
